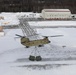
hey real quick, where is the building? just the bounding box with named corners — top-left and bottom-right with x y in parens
top-left (0, 26), bottom-right (4, 36)
top-left (0, 0), bottom-right (76, 13)
top-left (41, 9), bottom-right (72, 19)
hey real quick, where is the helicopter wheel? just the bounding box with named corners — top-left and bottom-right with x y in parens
top-left (38, 45), bottom-right (43, 47)
top-left (29, 55), bottom-right (35, 61)
top-left (26, 46), bottom-right (29, 48)
top-left (48, 41), bottom-right (51, 43)
top-left (36, 56), bottom-right (42, 61)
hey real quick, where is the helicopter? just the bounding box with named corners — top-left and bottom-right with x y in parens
top-left (15, 34), bottom-right (51, 61)
top-left (15, 34), bottom-right (63, 61)
top-left (15, 34), bottom-right (63, 48)
top-left (16, 33), bottom-right (63, 47)
top-left (15, 34), bottom-right (50, 48)
top-left (17, 18), bottom-right (64, 61)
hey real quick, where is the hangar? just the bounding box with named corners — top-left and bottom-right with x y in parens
top-left (41, 9), bottom-right (72, 20)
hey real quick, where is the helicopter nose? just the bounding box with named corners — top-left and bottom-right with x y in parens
top-left (48, 41), bottom-right (51, 43)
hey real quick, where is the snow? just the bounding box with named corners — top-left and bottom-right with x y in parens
top-left (0, 13), bottom-right (19, 26)
top-left (0, 12), bottom-right (76, 75)
top-left (29, 21), bottom-right (76, 28)
top-left (0, 12), bottom-right (41, 26)
top-left (0, 12), bottom-right (76, 28)
top-left (0, 63), bottom-right (76, 75)
top-left (0, 29), bottom-right (24, 53)
top-left (0, 28), bottom-right (76, 75)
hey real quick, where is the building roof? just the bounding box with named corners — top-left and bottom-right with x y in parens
top-left (43, 9), bottom-right (70, 12)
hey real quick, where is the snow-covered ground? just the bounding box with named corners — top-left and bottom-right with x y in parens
top-left (0, 13), bottom-right (76, 75)
top-left (29, 21), bottom-right (76, 28)
top-left (0, 28), bottom-right (76, 75)
top-left (0, 12), bottom-right (76, 28)
top-left (0, 12), bottom-right (40, 26)
top-left (0, 13), bottom-right (19, 26)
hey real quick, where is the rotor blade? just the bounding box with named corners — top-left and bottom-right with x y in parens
top-left (42, 35), bottom-right (63, 37)
top-left (50, 35), bottom-right (63, 37)
top-left (15, 34), bottom-right (23, 37)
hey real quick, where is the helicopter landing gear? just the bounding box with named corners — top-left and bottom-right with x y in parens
top-left (48, 41), bottom-right (50, 43)
top-left (38, 45), bottom-right (43, 47)
top-left (26, 46), bottom-right (29, 48)
top-left (29, 55), bottom-right (42, 61)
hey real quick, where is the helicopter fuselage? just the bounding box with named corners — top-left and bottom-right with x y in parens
top-left (21, 37), bottom-right (50, 47)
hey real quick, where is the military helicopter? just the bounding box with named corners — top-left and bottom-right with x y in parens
top-left (17, 18), bottom-right (64, 61)
top-left (16, 18), bottom-right (52, 61)
top-left (15, 34), bottom-right (50, 61)
top-left (16, 34), bottom-right (50, 48)
top-left (15, 33), bottom-right (64, 61)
